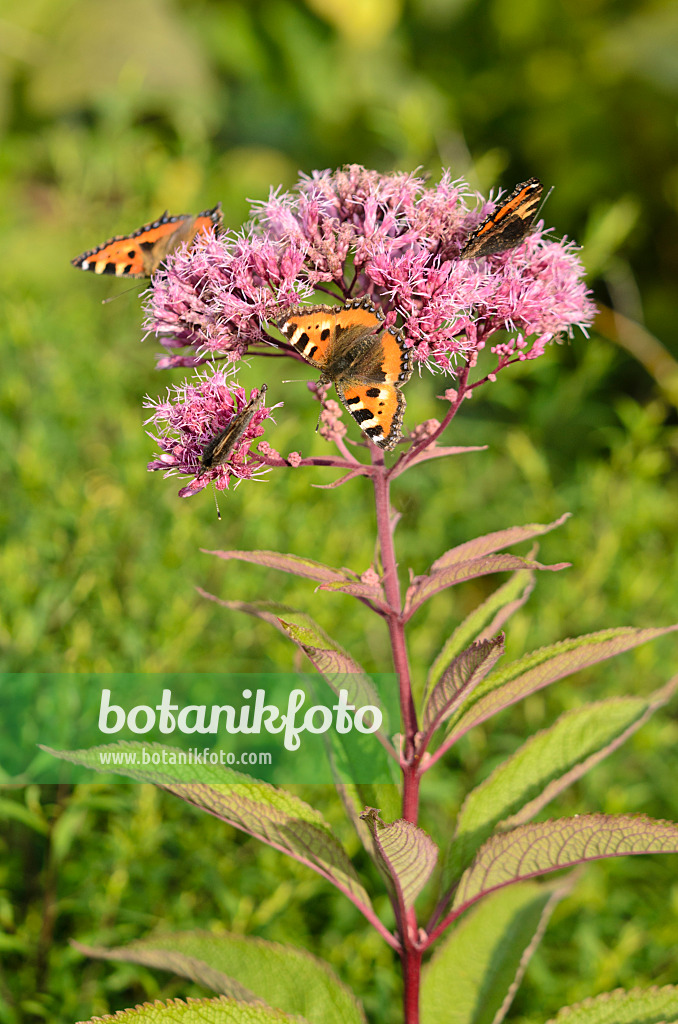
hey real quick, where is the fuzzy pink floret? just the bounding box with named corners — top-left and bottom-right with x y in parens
top-left (144, 165), bottom-right (595, 376)
top-left (144, 366), bottom-right (277, 496)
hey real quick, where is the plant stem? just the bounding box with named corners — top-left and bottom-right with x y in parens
top-left (371, 449), bottom-right (418, 767)
top-left (402, 945), bottom-right (422, 1024)
top-left (371, 446), bottom-right (422, 1024)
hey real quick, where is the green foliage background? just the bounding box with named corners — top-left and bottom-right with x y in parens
top-left (1, 0), bottom-right (678, 1022)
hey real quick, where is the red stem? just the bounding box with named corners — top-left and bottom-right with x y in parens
top-left (402, 946), bottom-right (423, 1024)
top-left (370, 445), bottom-right (422, 1024)
top-left (371, 448), bottom-right (418, 766)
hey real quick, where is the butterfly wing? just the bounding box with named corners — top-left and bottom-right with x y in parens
top-left (278, 300), bottom-right (411, 450)
top-left (277, 302), bottom-right (385, 372)
top-left (199, 385), bottom-right (267, 474)
top-left (335, 317), bottom-right (411, 449)
top-left (336, 380), bottom-right (406, 451)
top-left (460, 178), bottom-right (543, 260)
top-left (72, 204), bottom-right (223, 278)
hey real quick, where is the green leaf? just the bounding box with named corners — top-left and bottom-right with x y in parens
top-left (73, 996), bottom-right (307, 1024)
top-left (426, 570), bottom-right (534, 694)
top-left (276, 619), bottom-right (385, 715)
top-left (45, 744), bottom-right (374, 920)
top-left (204, 549), bottom-right (355, 584)
top-left (443, 683), bottom-right (677, 886)
top-left (74, 932), bottom-right (366, 1024)
top-left (195, 593), bottom-right (328, 636)
top-left (0, 796), bottom-right (49, 834)
top-left (444, 626), bottom-right (678, 747)
top-left (452, 814), bottom-right (678, 916)
top-left (421, 880), bottom-right (570, 1024)
top-left (195, 595), bottom-right (387, 723)
top-left (422, 636), bottom-right (505, 736)
top-left (542, 984), bottom-right (678, 1024)
top-left (316, 580), bottom-right (386, 605)
top-left (431, 513), bottom-right (570, 570)
top-left (337, 782), bottom-right (402, 854)
top-left (404, 554), bottom-right (568, 619)
top-left (360, 808), bottom-right (438, 910)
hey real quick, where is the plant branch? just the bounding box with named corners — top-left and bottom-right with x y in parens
top-left (390, 364), bottom-right (471, 479)
top-left (371, 447), bottom-right (418, 763)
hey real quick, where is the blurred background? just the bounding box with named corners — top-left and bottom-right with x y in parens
top-left (2, 0), bottom-right (678, 1021)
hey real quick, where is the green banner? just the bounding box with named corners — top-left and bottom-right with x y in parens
top-left (1, 673), bottom-right (399, 784)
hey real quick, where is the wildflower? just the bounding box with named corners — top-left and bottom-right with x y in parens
top-left (146, 165), bottom-right (595, 380)
top-left (144, 367), bottom-right (275, 497)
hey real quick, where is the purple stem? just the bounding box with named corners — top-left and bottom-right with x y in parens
top-left (370, 444), bottom-right (422, 1024)
top-left (371, 447), bottom-right (418, 770)
top-left (254, 449), bottom-right (372, 474)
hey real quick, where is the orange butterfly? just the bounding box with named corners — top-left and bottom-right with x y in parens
top-left (459, 179), bottom-right (543, 259)
top-left (277, 299), bottom-right (411, 451)
top-left (72, 204), bottom-right (223, 278)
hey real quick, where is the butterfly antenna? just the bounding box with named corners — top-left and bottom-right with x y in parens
top-left (212, 483), bottom-right (222, 521)
top-left (536, 185), bottom-right (555, 220)
top-left (101, 284), bottom-right (142, 304)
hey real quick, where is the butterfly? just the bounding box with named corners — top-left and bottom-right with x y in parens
top-left (459, 178), bottom-right (543, 260)
top-left (198, 385), bottom-right (267, 476)
top-left (277, 299), bottom-right (412, 451)
top-left (71, 204), bottom-right (223, 278)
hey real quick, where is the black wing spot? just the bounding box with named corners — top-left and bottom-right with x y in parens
top-left (352, 408), bottom-right (373, 424)
top-left (366, 387), bottom-right (381, 397)
top-left (321, 329), bottom-right (330, 340)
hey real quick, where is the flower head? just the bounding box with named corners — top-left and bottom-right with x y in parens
top-left (146, 165), bottom-right (595, 378)
top-left (144, 367), bottom-right (276, 496)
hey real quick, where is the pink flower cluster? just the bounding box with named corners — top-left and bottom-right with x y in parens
top-left (144, 368), bottom-right (274, 496)
top-left (146, 165), bottom-right (595, 375)
top-left (143, 165), bottom-right (596, 496)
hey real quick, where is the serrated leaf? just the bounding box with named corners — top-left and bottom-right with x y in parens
top-left (422, 637), bottom-right (505, 735)
top-left (75, 996), bottom-right (306, 1024)
top-left (542, 984), bottom-right (678, 1024)
top-left (205, 549), bottom-right (354, 585)
top-left (426, 571), bottom-right (534, 694)
top-left (74, 932), bottom-right (366, 1024)
top-left (405, 555), bottom-right (568, 619)
top-left (431, 514), bottom-right (570, 571)
top-left (443, 685), bottom-right (676, 887)
top-left (196, 593), bottom-right (322, 634)
top-left (452, 815), bottom-right (678, 916)
top-left (360, 808), bottom-right (438, 910)
top-left (337, 782), bottom-right (402, 855)
top-left (444, 626), bottom-right (678, 747)
top-left (195, 596), bottom-right (388, 731)
top-left (45, 744), bottom-right (374, 920)
top-left (276, 619), bottom-right (386, 720)
top-left (317, 580), bottom-right (386, 605)
top-left (421, 880), bottom-right (570, 1024)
